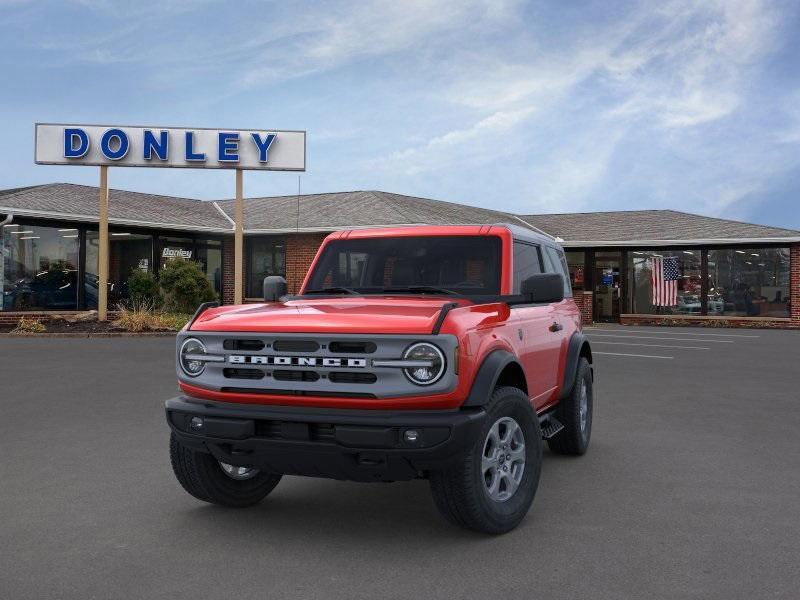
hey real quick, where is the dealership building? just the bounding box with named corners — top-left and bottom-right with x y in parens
top-left (1, 182), bottom-right (798, 328)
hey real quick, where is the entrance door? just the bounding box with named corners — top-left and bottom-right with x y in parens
top-left (593, 251), bottom-right (622, 322)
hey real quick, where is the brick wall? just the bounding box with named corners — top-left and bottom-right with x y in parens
top-left (619, 314), bottom-right (798, 329)
top-left (791, 243), bottom-right (799, 325)
top-left (285, 233), bottom-right (327, 294)
top-left (221, 237), bottom-right (235, 305)
top-left (573, 291), bottom-right (593, 326)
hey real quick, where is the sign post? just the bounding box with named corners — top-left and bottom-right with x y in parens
top-left (98, 166), bottom-right (109, 320)
top-left (235, 169), bottom-right (244, 305)
top-left (34, 123), bottom-right (306, 319)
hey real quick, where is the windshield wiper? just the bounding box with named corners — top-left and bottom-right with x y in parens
top-left (381, 285), bottom-right (459, 296)
top-left (304, 286), bottom-right (360, 295)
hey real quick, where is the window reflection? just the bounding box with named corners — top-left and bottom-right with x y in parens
top-left (629, 249), bottom-right (702, 315)
top-left (85, 230), bottom-right (153, 308)
top-left (247, 237), bottom-right (286, 297)
top-left (707, 248), bottom-right (790, 318)
top-left (2, 224), bottom-right (80, 310)
top-left (565, 251), bottom-right (585, 291)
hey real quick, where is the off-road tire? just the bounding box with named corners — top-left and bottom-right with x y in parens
top-left (548, 357), bottom-right (593, 455)
top-left (169, 433), bottom-right (282, 507)
top-left (429, 387), bottom-right (542, 534)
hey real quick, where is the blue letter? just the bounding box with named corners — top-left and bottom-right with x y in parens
top-left (251, 132), bottom-right (276, 162)
top-left (64, 128), bottom-right (89, 158)
top-left (218, 132), bottom-right (239, 162)
top-left (185, 131), bottom-right (205, 161)
top-left (100, 128), bottom-right (129, 160)
top-left (143, 130), bottom-right (168, 160)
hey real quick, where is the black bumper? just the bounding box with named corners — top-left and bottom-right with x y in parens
top-left (166, 396), bottom-right (486, 482)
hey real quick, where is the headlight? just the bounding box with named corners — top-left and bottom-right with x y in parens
top-left (403, 342), bottom-right (446, 385)
top-left (180, 337), bottom-right (207, 377)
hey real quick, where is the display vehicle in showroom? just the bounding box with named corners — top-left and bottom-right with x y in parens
top-left (166, 224), bottom-right (594, 533)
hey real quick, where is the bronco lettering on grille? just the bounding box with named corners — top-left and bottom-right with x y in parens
top-left (228, 355), bottom-right (367, 368)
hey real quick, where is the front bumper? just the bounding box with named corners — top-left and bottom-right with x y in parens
top-left (166, 396), bottom-right (486, 482)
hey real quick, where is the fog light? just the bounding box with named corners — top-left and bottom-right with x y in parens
top-left (189, 416), bottom-right (204, 431)
top-left (404, 429), bottom-right (420, 443)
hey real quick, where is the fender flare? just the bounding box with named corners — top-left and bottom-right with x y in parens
top-left (559, 331), bottom-right (592, 400)
top-left (462, 349), bottom-right (521, 407)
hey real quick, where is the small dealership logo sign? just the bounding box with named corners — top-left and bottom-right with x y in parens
top-left (162, 247), bottom-right (193, 260)
top-left (34, 123), bottom-right (306, 171)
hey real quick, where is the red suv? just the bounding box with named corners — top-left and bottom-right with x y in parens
top-left (166, 224), bottom-right (593, 533)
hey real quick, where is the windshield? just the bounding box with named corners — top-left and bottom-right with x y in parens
top-left (305, 236), bottom-right (502, 296)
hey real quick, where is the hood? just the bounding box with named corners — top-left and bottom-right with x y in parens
top-left (189, 296), bottom-right (472, 334)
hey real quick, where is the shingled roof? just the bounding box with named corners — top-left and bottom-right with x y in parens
top-left (518, 209), bottom-right (800, 245)
top-left (0, 183), bottom-right (230, 232)
top-left (214, 190), bottom-right (523, 231)
top-left (1, 183), bottom-right (798, 243)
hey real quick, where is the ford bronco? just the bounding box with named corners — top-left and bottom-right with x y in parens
top-left (166, 224), bottom-right (593, 533)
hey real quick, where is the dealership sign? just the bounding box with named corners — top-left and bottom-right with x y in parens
top-left (34, 123), bottom-right (306, 171)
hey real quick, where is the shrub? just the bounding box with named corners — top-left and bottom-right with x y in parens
top-left (113, 301), bottom-right (191, 332)
top-left (158, 259), bottom-right (216, 314)
top-left (127, 269), bottom-right (162, 308)
top-left (11, 316), bottom-right (46, 334)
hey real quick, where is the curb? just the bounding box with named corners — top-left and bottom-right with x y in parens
top-left (0, 332), bottom-right (178, 338)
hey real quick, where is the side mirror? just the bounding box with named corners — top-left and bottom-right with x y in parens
top-left (263, 275), bottom-right (288, 302)
top-left (521, 273), bottom-right (564, 303)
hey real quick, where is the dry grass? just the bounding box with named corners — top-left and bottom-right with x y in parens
top-left (11, 317), bottom-right (46, 334)
top-left (113, 301), bottom-right (191, 332)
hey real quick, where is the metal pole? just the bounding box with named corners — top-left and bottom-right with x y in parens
top-left (98, 166), bottom-right (109, 321)
top-left (234, 168), bottom-right (244, 305)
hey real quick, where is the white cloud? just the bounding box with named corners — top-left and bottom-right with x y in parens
top-left (379, 106), bottom-right (536, 175)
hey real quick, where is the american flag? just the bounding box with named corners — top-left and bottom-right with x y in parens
top-left (651, 256), bottom-right (679, 306)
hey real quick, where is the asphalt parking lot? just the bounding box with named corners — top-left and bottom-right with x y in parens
top-left (1, 326), bottom-right (799, 600)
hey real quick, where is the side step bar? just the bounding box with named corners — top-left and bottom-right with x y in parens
top-left (539, 414), bottom-right (564, 439)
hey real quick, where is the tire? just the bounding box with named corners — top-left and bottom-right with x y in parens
top-left (548, 357), bottom-right (593, 456)
top-left (429, 387), bottom-right (542, 534)
top-left (169, 433), bottom-right (282, 507)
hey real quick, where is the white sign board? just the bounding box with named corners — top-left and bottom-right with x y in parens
top-left (34, 123), bottom-right (306, 171)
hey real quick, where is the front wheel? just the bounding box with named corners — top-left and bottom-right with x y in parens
top-left (429, 387), bottom-right (542, 534)
top-left (548, 357), bottom-right (593, 455)
top-left (169, 433), bottom-right (282, 507)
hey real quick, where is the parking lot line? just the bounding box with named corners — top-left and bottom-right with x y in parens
top-left (593, 351), bottom-right (674, 359)
top-left (587, 334), bottom-right (734, 343)
top-left (591, 341), bottom-right (710, 350)
top-left (585, 328), bottom-right (759, 338)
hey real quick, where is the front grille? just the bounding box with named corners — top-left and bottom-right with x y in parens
top-left (273, 339), bottom-right (320, 353)
top-left (223, 339), bottom-right (265, 351)
top-left (273, 370), bottom-right (320, 382)
top-left (329, 341), bottom-right (376, 354)
top-left (329, 371), bottom-right (377, 384)
top-left (223, 368), bottom-right (265, 380)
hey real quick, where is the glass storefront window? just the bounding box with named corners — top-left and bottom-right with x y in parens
top-left (85, 230), bottom-right (154, 308)
top-left (2, 224), bottom-right (80, 310)
top-left (629, 249), bottom-right (702, 315)
top-left (247, 237), bottom-right (285, 297)
top-left (196, 241), bottom-right (223, 297)
top-left (565, 251), bottom-right (585, 291)
top-left (707, 248), bottom-right (790, 317)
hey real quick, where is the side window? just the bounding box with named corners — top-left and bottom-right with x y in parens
top-left (544, 246), bottom-right (572, 298)
top-left (512, 241), bottom-right (542, 293)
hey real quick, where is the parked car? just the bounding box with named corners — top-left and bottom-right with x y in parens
top-left (165, 225), bottom-right (594, 533)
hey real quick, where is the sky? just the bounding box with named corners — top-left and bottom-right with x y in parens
top-left (1, 0), bottom-right (799, 229)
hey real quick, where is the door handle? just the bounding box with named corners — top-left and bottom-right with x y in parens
top-left (549, 322), bottom-right (563, 333)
